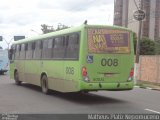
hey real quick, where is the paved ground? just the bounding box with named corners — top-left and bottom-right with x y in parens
top-left (0, 74), bottom-right (160, 114)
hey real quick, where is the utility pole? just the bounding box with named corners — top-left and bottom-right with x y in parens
top-left (133, 0), bottom-right (145, 84)
top-left (135, 0), bottom-right (143, 63)
top-left (0, 37), bottom-right (13, 50)
top-left (0, 36), bottom-right (25, 49)
top-left (31, 29), bottom-right (41, 35)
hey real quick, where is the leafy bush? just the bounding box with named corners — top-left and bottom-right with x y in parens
top-left (155, 41), bottom-right (160, 55)
top-left (140, 37), bottom-right (155, 55)
top-left (133, 33), bottom-right (156, 55)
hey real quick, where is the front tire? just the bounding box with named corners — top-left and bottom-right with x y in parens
top-left (14, 71), bottom-right (22, 85)
top-left (41, 75), bottom-right (49, 94)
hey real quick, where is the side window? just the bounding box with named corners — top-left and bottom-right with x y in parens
top-left (20, 44), bottom-right (26, 59)
top-left (42, 39), bottom-right (53, 59)
top-left (19, 44), bottom-right (21, 52)
top-left (68, 34), bottom-right (79, 45)
top-left (16, 45), bottom-right (19, 52)
top-left (40, 41), bottom-right (43, 49)
top-left (48, 39), bottom-right (53, 49)
top-left (9, 45), bottom-right (15, 60)
top-left (32, 42), bottom-right (35, 59)
top-left (43, 40), bottom-right (48, 49)
top-left (54, 37), bottom-right (63, 48)
top-left (65, 33), bottom-right (80, 59)
top-left (33, 40), bottom-right (42, 59)
top-left (32, 42), bottom-right (36, 50)
top-left (15, 44), bottom-right (21, 59)
top-left (35, 40), bottom-right (42, 50)
top-left (65, 36), bottom-right (69, 46)
top-left (42, 40), bottom-right (48, 59)
top-left (14, 45), bottom-right (17, 52)
top-left (53, 37), bottom-right (65, 59)
top-left (25, 43), bottom-right (28, 51)
top-left (26, 42), bottom-right (33, 59)
top-left (21, 44), bottom-right (25, 51)
top-left (28, 42), bottom-right (32, 50)
top-left (47, 39), bottom-right (53, 58)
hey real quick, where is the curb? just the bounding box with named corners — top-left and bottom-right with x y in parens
top-left (151, 88), bottom-right (160, 91)
top-left (134, 86), bottom-right (160, 91)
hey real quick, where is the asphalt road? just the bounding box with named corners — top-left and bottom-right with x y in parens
top-left (0, 74), bottom-right (160, 114)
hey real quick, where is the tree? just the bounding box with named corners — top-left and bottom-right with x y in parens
top-left (155, 41), bottom-right (160, 55)
top-left (140, 37), bottom-right (155, 55)
top-left (133, 35), bottom-right (156, 55)
top-left (56, 23), bottom-right (70, 31)
top-left (41, 23), bottom-right (70, 34)
top-left (41, 24), bottom-right (55, 34)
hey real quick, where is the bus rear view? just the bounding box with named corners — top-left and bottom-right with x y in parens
top-left (80, 26), bottom-right (134, 91)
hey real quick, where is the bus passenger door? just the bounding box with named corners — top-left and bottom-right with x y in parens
top-left (14, 44), bottom-right (25, 81)
top-left (9, 47), bottom-right (15, 79)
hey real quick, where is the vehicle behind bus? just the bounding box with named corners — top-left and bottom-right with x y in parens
top-left (0, 49), bottom-right (9, 75)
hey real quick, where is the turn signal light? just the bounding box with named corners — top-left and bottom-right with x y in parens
top-left (128, 68), bottom-right (134, 81)
top-left (82, 67), bottom-right (89, 82)
top-left (129, 68), bottom-right (134, 77)
top-left (82, 67), bottom-right (87, 76)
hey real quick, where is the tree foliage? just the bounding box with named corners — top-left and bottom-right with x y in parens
top-left (140, 37), bottom-right (155, 55)
top-left (41, 23), bottom-right (70, 34)
top-left (155, 41), bottom-right (160, 55)
top-left (133, 33), bottom-right (156, 55)
top-left (41, 24), bottom-right (55, 34)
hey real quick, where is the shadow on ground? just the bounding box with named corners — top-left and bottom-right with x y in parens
top-left (13, 83), bottom-right (128, 105)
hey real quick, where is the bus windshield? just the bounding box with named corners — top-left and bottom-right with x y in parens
top-left (87, 28), bottom-right (130, 54)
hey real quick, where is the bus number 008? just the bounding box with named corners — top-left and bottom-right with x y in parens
top-left (101, 58), bottom-right (118, 66)
top-left (66, 67), bottom-right (74, 75)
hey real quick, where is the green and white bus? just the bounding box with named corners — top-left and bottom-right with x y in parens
top-left (9, 24), bottom-right (134, 94)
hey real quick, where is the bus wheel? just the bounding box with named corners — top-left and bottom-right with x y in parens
top-left (14, 71), bottom-right (21, 85)
top-left (41, 75), bottom-right (49, 94)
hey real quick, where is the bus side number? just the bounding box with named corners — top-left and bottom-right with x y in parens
top-left (66, 67), bottom-right (74, 75)
top-left (101, 58), bottom-right (118, 67)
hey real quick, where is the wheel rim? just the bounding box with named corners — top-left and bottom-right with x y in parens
top-left (42, 79), bottom-right (46, 91)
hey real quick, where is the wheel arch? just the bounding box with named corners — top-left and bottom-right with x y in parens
top-left (40, 72), bottom-right (48, 85)
top-left (40, 72), bottom-right (48, 80)
top-left (14, 69), bottom-right (18, 77)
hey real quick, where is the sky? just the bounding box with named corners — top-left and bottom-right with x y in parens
top-left (0, 0), bottom-right (114, 49)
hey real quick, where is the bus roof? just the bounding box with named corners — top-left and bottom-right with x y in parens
top-left (12, 24), bottom-right (132, 45)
